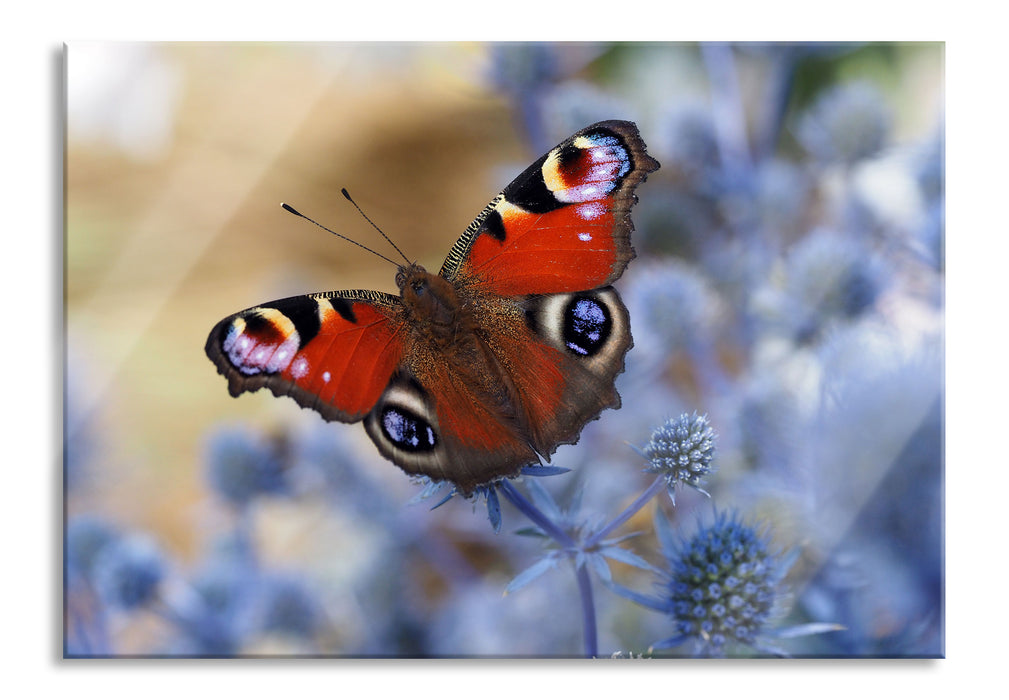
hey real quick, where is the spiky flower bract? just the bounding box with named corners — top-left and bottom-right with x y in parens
top-left (652, 509), bottom-right (791, 657)
top-left (411, 465), bottom-right (571, 533)
top-left (642, 412), bottom-right (716, 502)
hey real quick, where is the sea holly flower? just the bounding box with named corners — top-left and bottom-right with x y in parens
top-left (797, 81), bottom-right (891, 167)
top-left (640, 412), bottom-right (717, 503)
top-left (662, 103), bottom-right (721, 181)
top-left (611, 508), bottom-right (841, 657)
top-left (66, 515), bottom-right (119, 582)
top-left (92, 534), bottom-right (165, 611)
top-left (767, 228), bottom-right (887, 344)
top-left (259, 573), bottom-right (325, 640)
top-left (204, 426), bottom-right (288, 508)
top-left (655, 509), bottom-right (784, 655)
top-left (623, 262), bottom-right (720, 358)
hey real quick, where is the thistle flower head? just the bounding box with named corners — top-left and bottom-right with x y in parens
top-left (259, 574), bottom-right (324, 639)
top-left (655, 509), bottom-right (791, 656)
top-left (776, 228), bottom-right (886, 343)
top-left (663, 104), bottom-right (720, 180)
top-left (797, 81), bottom-right (891, 166)
top-left (93, 534), bottom-right (165, 610)
top-left (625, 262), bottom-right (718, 355)
top-left (66, 515), bottom-right (119, 581)
top-left (205, 426), bottom-right (287, 508)
top-left (642, 412), bottom-right (716, 501)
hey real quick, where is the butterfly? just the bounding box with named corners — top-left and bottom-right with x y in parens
top-left (206, 120), bottom-right (659, 494)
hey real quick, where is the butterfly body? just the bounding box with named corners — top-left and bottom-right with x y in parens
top-left (207, 121), bottom-right (659, 493)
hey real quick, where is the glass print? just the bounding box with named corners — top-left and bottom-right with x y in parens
top-left (65, 41), bottom-right (944, 658)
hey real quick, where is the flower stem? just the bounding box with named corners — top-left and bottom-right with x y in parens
top-left (701, 42), bottom-right (754, 176)
top-left (497, 480), bottom-right (597, 656)
top-left (497, 480), bottom-right (575, 547)
top-left (584, 476), bottom-right (665, 549)
top-left (575, 563), bottom-right (599, 658)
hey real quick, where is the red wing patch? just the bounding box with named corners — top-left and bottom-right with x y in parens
top-left (439, 120), bottom-right (659, 297)
top-left (480, 288), bottom-right (632, 458)
top-left (205, 291), bottom-right (405, 422)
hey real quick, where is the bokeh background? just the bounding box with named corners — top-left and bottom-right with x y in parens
top-left (65, 42), bottom-right (943, 657)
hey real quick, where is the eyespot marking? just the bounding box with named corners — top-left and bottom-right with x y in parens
top-left (380, 406), bottom-right (437, 452)
top-left (563, 296), bottom-right (611, 357)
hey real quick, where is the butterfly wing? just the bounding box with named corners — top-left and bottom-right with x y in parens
top-left (440, 120), bottom-right (659, 296)
top-left (205, 290), bottom-right (406, 422)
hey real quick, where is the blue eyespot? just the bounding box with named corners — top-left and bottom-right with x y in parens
top-left (563, 296), bottom-right (611, 357)
top-left (381, 406), bottom-right (437, 452)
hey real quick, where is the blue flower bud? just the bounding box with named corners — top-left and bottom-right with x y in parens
top-left (643, 413), bottom-right (717, 500)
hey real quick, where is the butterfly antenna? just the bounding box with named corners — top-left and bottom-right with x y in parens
top-left (281, 202), bottom-right (401, 267)
top-left (341, 188), bottom-right (413, 265)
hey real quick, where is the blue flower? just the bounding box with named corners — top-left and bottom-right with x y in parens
top-left (171, 562), bottom-right (256, 655)
top-left (66, 515), bottom-right (119, 581)
top-left (661, 104), bottom-right (720, 181)
top-left (792, 332), bottom-right (942, 655)
top-left (204, 426), bottom-right (287, 507)
top-left (797, 82), bottom-right (891, 166)
top-left (608, 507), bottom-right (843, 657)
top-left (648, 509), bottom-right (836, 657)
top-left (732, 377), bottom-right (801, 474)
top-left (486, 43), bottom-right (603, 154)
top-left (774, 228), bottom-right (887, 343)
top-left (750, 158), bottom-right (810, 238)
top-left (259, 574), bottom-right (324, 639)
top-left (641, 413), bottom-right (717, 502)
top-left (93, 534), bottom-right (165, 610)
top-left (621, 263), bottom-right (727, 398)
top-left (540, 81), bottom-right (634, 144)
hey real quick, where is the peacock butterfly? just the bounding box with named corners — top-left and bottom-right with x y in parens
top-left (205, 120), bottom-right (659, 494)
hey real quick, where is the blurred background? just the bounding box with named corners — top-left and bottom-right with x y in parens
top-left (65, 42), bottom-right (943, 657)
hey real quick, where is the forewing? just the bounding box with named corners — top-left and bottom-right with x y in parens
top-left (439, 120), bottom-right (659, 297)
top-left (205, 290), bottom-right (406, 423)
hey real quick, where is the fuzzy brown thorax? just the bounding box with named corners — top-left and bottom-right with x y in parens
top-left (397, 263), bottom-right (465, 338)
